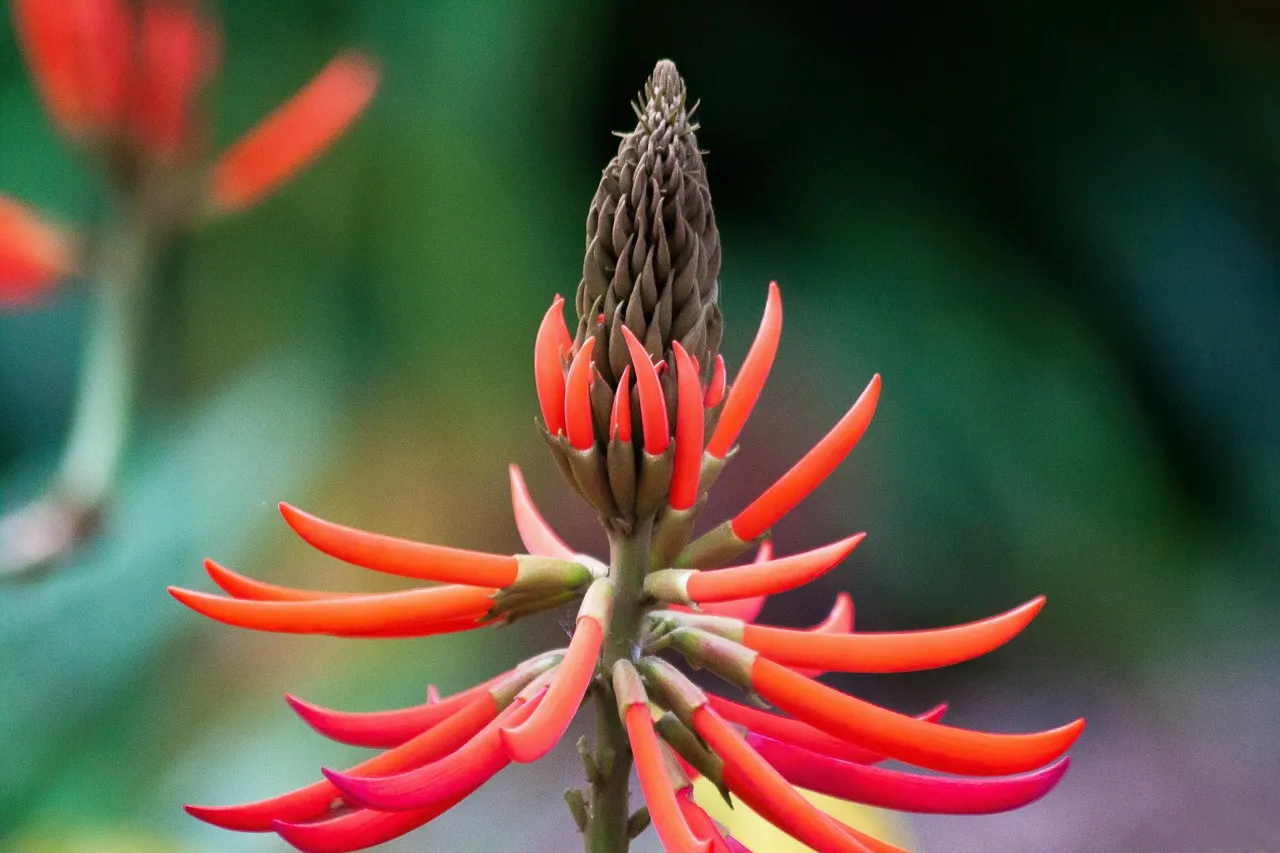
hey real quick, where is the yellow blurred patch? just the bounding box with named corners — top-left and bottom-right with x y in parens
top-left (1, 827), bottom-right (192, 853)
top-left (693, 776), bottom-right (913, 851)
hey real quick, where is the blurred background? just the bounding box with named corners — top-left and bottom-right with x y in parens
top-left (2, 1), bottom-right (1278, 851)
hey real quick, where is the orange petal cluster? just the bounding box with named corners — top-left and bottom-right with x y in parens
top-left (178, 282), bottom-right (1082, 851)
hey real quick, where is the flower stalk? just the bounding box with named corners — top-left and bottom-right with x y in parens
top-left (171, 58), bottom-right (1082, 853)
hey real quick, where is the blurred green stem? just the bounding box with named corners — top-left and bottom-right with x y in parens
top-left (0, 203), bottom-right (155, 575)
top-left (56, 204), bottom-right (153, 507)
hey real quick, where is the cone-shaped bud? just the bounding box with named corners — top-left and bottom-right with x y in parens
top-left (576, 58), bottom-right (722, 392)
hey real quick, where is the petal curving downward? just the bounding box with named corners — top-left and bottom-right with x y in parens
top-left (627, 705), bottom-right (712, 853)
top-left (499, 616), bottom-right (602, 762)
top-left (692, 706), bottom-right (879, 853)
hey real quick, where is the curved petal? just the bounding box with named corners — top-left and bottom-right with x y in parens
top-left (507, 464), bottom-right (575, 560)
top-left (731, 374), bottom-right (880, 542)
top-left (279, 502), bottom-right (519, 588)
top-left (626, 706), bottom-right (712, 853)
top-left (184, 693), bottom-right (496, 832)
top-left (683, 535), bottom-right (863, 603)
top-left (706, 282), bottom-right (781, 459)
top-left (744, 597), bottom-right (1043, 674)
top-left (322, 689), bottom-right (543, 812)
top-left (209, 52), bottom-right (378, 209)
top-left (752, 656), bottom-right (1085, 776)
top-left (692, 706), bottom-right (878, 853)
top-left (499, 617), bottom-right (602, 762)
top-left (168, 584), bottom-right (493, 636)
top-left (749, 732), bottom-right (1071, 813)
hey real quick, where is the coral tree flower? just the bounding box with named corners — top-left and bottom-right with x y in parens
top-left (175, 60), bottom-right (1082, 852)
top-left (1, 0), bottom-right (377, 306)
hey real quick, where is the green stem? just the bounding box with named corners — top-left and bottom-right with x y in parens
top-left (585, 518), bottom-right (654, 853)
top-left (53, 204), bottom-right (154, 508)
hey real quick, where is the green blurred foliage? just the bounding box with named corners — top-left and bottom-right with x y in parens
top-left (1, 0), bottom-right (1278, 850)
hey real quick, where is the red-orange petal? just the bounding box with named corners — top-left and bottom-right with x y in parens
top-left (744, 597), bottom-right (1043, 674)
top-left (499, 617), bottom-right (602, 762)
top-left (507, 464), bottom-right (575, 560)
top-left (611, 365), bottom-right (633, 442)
top-left (684, 535), bottom-right (863, 603)
top-left (184, 692), bottom-right (496, 832)
top-left (168, 584), bottom-right (493, 636)
top-left (752, 656), bottom-right (1085, 776)
top-left (68, 0), bottom-right (131, 132)
top-left (533, 296), bottom-right (570, 435)
top-left (704, 354), bottom-right (726, 408)
top-left (203, 558), bottom-right (348, 602)
top-left (12, 0), bottom-right (88, 135)
top-left (670, 342), bottom-right (705, 510)
top-left (619, 324), bottom-right (669, 454)
top-left (731, 374), bottom-right (880, 542)
top-left (321, 694), bottom-right (541, 812)
top-left (209, 52), bottom-right (378, 209)
top-left (692, 706), bottom-right (875, 853)
top-left (278, 502), bottom-right (519, 588)
top-left (0, 195), bottom-right (75, 306)
top-left (627, 705), bottom-right (713, 853)
top-left (565, 336), bottom-right (597, 450)
top-left (133, 1), bottom-right (219, 160)
top-left (285, 674), bottom-right (507, 748)
top-left (706, 282), bottom-right (782, 459)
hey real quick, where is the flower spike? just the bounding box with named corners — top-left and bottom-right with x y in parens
top-left (647, 534), bottom-right (864, 605)
top-left (209, 53), bottom-right (379, 210)
top-left (620, 324), bottom-right (670, 454)
top-left (706, 282), bottom-right (782, 459)
top-left (175, 60), bottom-right (1080, 852)
top-left (731, 373), bottom-right (881, 543)
top-left (565, 336), bottom-right (598, 450)
top-left (670, 341), bottom-right (705, 511)
top-left (508, 464), bottom-right (575, 560)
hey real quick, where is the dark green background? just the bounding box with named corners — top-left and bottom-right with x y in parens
top-left (2, 1), bottom-right (1277, 850)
